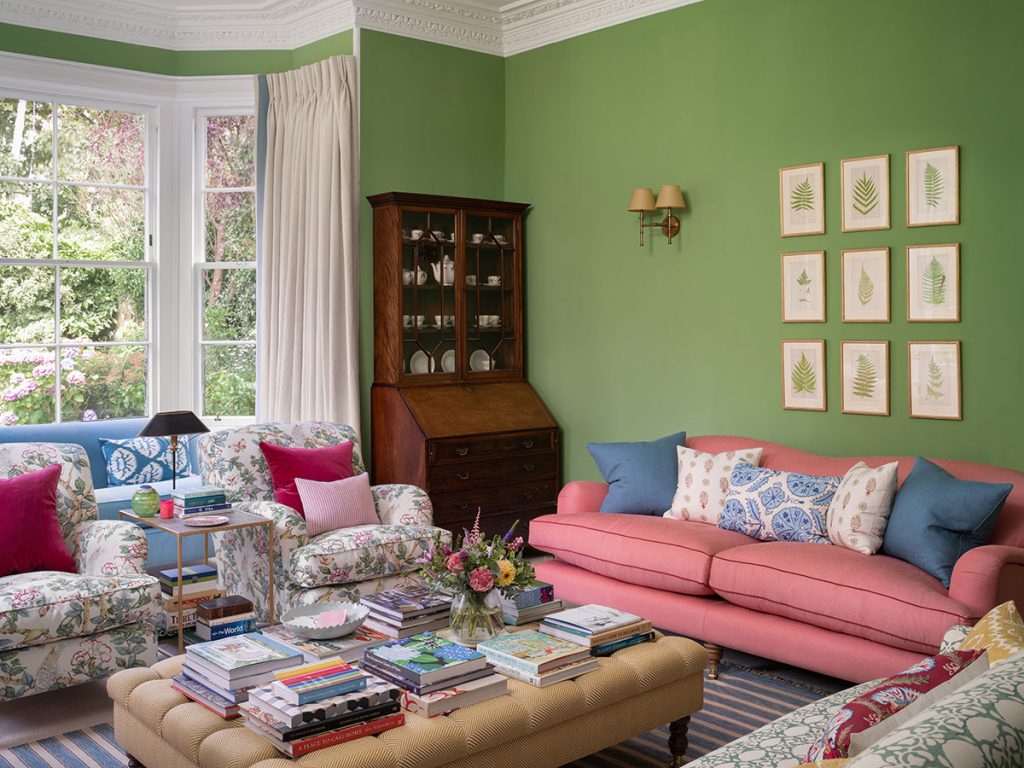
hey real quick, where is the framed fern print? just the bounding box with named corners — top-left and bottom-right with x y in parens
top-left (782, 340), bottom-right (826, 411)
top-left (842, 247), bottom-right (889, 322)
top-left (908, 341), bottom-right (961, 420)
top-left (907, 243), bottom-right (959, 322)
top-left (781, 251), bottom-right (826, 322)
top-left (841, 154), bottom-right (889, 232)
top-left (907, 146), bottom-right (959, 227)
top-left (780, 162), bottom-right (825, 237)
top-left (841, 341), bottom-right (889, 416)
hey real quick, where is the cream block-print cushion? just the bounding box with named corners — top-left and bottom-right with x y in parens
top-left (960, 601), bottom-right (1024, 666)
top-left (826, 461), bottom-right (898, 554)
top-left (666, 445), bottom-right (763, 524)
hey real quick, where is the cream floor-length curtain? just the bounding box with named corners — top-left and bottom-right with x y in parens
top-left (257, 56), bottom-right (359, 425)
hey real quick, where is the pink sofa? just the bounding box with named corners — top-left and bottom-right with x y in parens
top-left (529, 436), bottom-right (1024, 683)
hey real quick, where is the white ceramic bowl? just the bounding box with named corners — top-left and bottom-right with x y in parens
top-left (281, 601), bottom-right (369, 639)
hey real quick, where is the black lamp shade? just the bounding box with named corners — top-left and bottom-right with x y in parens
top-left (138, 410), bottom-right (210, 438)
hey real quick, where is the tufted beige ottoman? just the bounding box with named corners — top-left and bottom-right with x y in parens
top-left (108, 634), bottom-right (706, 768)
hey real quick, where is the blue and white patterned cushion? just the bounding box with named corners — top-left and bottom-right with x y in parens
top-left (98, 437), bottom-right (191, 487)
top-left (718, 461), bottom-right (841, 544)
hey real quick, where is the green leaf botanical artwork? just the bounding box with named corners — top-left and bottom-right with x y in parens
top-left (796, 268), bottom-right (812, 302)
top-left (791, 352), bottom-right (817, 394)
top-left (852, 173), bottom-right (879, 216)
top-left (852, 354), bottom-right (877, 398)
top-left (791, 178), bottom-right (815, 212)
top-left (858, 265), bottom-right (874, 305)
top-left (923, 255), bottom-right (947, 305)
top-left (926, 356), bottom-right (944, 399)
top-left (924, 162), bottom-right (944, 208)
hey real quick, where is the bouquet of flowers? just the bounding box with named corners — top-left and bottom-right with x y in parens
top-left (419, 511), bottom-right (535, 644)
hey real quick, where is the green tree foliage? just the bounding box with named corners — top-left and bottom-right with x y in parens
top-left (852, 354), bottom-right (877, 398)
top-left (852, 173), bottom-right (878, 216)
top-left (923, 256), bottom-right (946, 305)
top-left (790, 178), bottom-right (815, 212)
top-left (791, 352), bottom-right (817, 394)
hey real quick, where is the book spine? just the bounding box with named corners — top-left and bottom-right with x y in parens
top-left (280, 701), bottom-right (399, 742)
top-left (289, 712), bottom-right (405, 757)
top-left (274, 662), bottom-right (356, 685)
top-left (163, 590), bottom-right (224, 610)
top-left (197, 602), bottom-right (253, 622)
top-left (361, 661), bottom-right (440, 695)
top-left (201, 612), bottom-right (256, 628)
top-left (195, 619), bottom-right (256, 641)
top-left (174, 503), bottom-right (231, 516)
top-left (361, 652), bottom-right (422, 684)
top-left (478, 650), bottom-right (541, 675)
top-left (279, 677), bottom-right (367, 707)
top-left (171, 682), bottom-right (238, 719)
top-left (487, 661), bottom-right (544, 686)
top-left (174, 494), bottom-right (228, 508)
top-left (589, 631), bottom-right (655, 657)
top-left (503, 583), bottom-right (555, 610)
top-left (172, 487), bottom-right (226, 500)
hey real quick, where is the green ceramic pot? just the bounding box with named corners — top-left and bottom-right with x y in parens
top-left (131, 485), bottom-right (161, 518)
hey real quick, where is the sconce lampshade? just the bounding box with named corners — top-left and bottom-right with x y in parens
top-left (627, 187), bottom-right (657, 212)
top-left (655, 184), bottom-right (686, 210)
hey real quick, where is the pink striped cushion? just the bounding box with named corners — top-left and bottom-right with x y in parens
top-left (295, 473), bottom-right (380, 537)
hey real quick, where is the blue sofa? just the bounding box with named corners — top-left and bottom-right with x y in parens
top-left (0, 418), bottom-right (207, 566)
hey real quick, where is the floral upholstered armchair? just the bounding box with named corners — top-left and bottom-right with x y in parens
top-left (199, 422), bottom-right (450, 622)
top-left (0, 443), bottom-right (160, 701)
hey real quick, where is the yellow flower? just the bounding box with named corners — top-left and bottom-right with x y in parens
top-left (495, 559), bottom-right (516, 587)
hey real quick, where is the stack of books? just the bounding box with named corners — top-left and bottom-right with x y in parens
top-left (260, 623), bottom-right (391, 664)
top-left (195, 595), bottom-right (256, 641)
top-left (171, 632), bottom-right (303, 718)
top-left (172, 485), bottom-right (230, 517)
top-left (476, 630), bottom-right (598, 686)
top-left (359, 586), bottom-right (453, 639)
top-left (155, 587), bottom-right (226, 636)
top-left (149, 563), bottom-right (221, 603)
top-left (362, 632), bottom-right (507, 717)
top-left (241, 661), bottom-right (405, 757)
top-left (540, 604), bottom-right (655, 657)
top-left (499, 579), bottom-right (564, 625)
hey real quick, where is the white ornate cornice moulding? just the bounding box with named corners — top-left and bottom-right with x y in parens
top-left (0, 0), bottom-right (702, 56)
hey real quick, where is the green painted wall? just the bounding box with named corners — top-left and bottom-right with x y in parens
top-left (0, 23), bottom-right (352, 75)
top-left (505, 0), bottom-right (1024, 478)
top-left (358, 30), bottom-right (506, 443)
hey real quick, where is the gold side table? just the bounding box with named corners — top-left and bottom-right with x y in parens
top-left (118, 508), bottom-right (275, 654)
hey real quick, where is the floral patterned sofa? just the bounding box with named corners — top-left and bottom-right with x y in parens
top-left (198, 422), bottom-right (450, 622)
top-left (0, 443), bottom-right (160, 701)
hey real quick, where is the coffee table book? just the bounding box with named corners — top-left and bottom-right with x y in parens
top-left (243, 709), bottom-right (405, 757)
top-left (358, 586), bottom-right (452, 621)
top-left (259, 623), bottom-right (390, 663)
top-left (363, 631), bottom-right (488, 685)
top-left (363, 614), bottom-right (450, 639)
top-left (539, 618), bottom-right (653, 647)
top-left (186, 633), bottom-right (303, 687)
top-left (591, 630), bottom-right (657, 657)
top-left (243, 698), bottom-right (399, 741)
top-left (359, 658), bottom-right (495, 696)
top-left (270, 660), bottom-right (365, 705)
top-left (170, 673), bottom-right (241, 718)
top-left (399, 672), bottom-right (508, 717)
top-left (247, 676), bottom-right (401, 729)
top-left (542, 604), bottom-right (644, 635)
top-left (488, 656), bottom-right (599, 687)
top-left (476, 630), bottom-right (591, 674)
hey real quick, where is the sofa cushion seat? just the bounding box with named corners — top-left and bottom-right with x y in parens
top-left (529, 512), bottom-right (757, 595)
top-left (288, 524), bottom-right (448, 589)
top-left (0, 571), bottom-right (159, 652)
top-left (709, 542), bottom-right (973, 654)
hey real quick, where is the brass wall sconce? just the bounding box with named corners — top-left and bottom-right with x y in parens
top-left (627, 184), bottom-right (686, 245)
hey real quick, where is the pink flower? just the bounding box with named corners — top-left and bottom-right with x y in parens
top-left (468, 567), bottom-right (494, 592)
top-left (446, 553), bottom-right (465, 573)
top-left (66, 371), bottom-right (85, 386)
top-left (82, 409), bottom-right (97, 421)
top-left (0, 411), bottom-right (16, 426)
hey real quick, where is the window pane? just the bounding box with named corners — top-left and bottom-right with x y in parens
top-left (0, 182), bottom-right (53, 260)
top-left (57, 105), bottom-right (144, 186)
top-left (205, 191), bottom-right (255, 262)
top-left (58, 185), bottom-right (145, 261)
top-left (60, 266), bottom-right (146, 342)
top-left (203, 344), bottom-right (255, 417)
top-left (61, 345), bottom-right (147, 422)
top-left (0, 98), bottom-right (52, 180)
top-left (203, 268), bottom-right (255, 341)
top-left (0, 266), bottom-right (55, 343)
top-left (0, 347), bottom-right (56, 425)
top-left (205, 115), bottom-right (254, 188)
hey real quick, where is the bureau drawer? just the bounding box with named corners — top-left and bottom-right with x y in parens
top-left (428, 451), bottom-right (558, 493)
top-left (431, 477), bottom-right (558, 521)
top-left (440, 505), bottom-right (555, 543)
top-left (429, 430), bottom-right (556, 464)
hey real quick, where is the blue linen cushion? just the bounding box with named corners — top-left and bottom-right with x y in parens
top-left (719, 461), bottom-right (841, 544)
top-left (587, 431), bottom-right (686, 515)
top-left (882, 456), bottom-right (1012, 588)
top-left (98, 436), bottom-right (192, 487)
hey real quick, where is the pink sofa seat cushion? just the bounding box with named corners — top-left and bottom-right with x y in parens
top-left (530, 512), bottom-right (757, 595)
top-left (710, 542), bottom-right (974, 654)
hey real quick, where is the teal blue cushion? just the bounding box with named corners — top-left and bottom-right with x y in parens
top-left (587, 432), bottom-right (686, 516)
top-left (883, 456), bottom-right (1012, 587)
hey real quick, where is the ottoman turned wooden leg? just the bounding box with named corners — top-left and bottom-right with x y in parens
top-left (668, 715), bottom-right (690, 767)
top-left (125, 754), bottom-right (146, 768)
top-left (703, 642), bottom-right (723, 679)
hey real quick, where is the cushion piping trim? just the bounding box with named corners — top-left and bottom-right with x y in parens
top-left (535, 545), bottom-right (711, 590)
top-left (533, 517), bottom-right (749, 559)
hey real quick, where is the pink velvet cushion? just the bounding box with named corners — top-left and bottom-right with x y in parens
top-left (709, 542), bottom-right (974, 654)
top-left (295, 473), bottom-right (380, 537)
top-left (0, 464), bottom-right (76, 578)
top-left (259, 441), bottom-right (355, 517)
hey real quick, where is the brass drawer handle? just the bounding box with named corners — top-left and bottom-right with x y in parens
top-left (455, 500), bottom-right (469, 510)
top-left (522, 490), bottom-right (536, 500)
top-left (455, 447), bottom-right (469, 457)
top-left (521, 440), bottom-right (535, 449)
top-left (457, 471), bottom-right (470, 480)
top-left (522, 463), bottom-right (535, 472)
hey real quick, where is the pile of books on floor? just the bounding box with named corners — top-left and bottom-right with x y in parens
top-left (260, 623), bottom-right (391, 663)
top-left (149, 564), bottom-right (224, 636)
top-left (241, 659), bottom-right (405, 756)
top-left (476, 630), bottom-right (598, 686)
top-left (540, 604), bottom-right (655, 657)
top-left (172, 484), bottom-right (230, 517)
top-left (361, 632), bottom-right (508, 718)
top-left (359, 585), bottom-right (453, 639)
top-left (171, 632), bottom-right (303, 719)
top-left (195, 595), bottom-right (256, 641)
top-left (499, 579), bottom-right (564, 625)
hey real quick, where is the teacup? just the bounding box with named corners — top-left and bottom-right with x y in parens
top-left (403, 314), bottom-right (425, 328)
top-left (494, 235), bottom-right (508, 245)
top-left (466, 275), bottom-right (477, 286)
top-left (486, 275), bottom-right (501, 286)
top-left (434, 315), bottom-right (455, 328)
top-left (431, 230), bottom-right (445, 240)
top-left (410, 229), bottom-right (424, 240)
top-left (480, 314), bottom-right (500, 328)
top-left (471, 233), bottom-right (484, 244)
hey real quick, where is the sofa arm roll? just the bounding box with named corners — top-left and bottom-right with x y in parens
top-left (948, 544), bottom-right (1024, 619)
top-left (70, 519), bottom-right (149, 576)
top-left (371, 484), bottom-right (434, 526)
top-left (557, 481), bottom-right (609, 515)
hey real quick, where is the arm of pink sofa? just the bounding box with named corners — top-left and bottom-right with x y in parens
top-left (557, 481), bottom-right (609, 515)
top-left (948, 545), bottom-right (1024, 619)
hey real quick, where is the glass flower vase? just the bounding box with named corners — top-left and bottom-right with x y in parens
top-left (449, 589), bottom-right (505, 646)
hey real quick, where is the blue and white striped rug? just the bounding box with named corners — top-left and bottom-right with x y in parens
top-left (0, 663), bottom-right (831, 767)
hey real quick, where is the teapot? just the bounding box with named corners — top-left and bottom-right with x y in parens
top-left (402, 266), bottom-right (427, 286)
top-left (431, 256), bottom-right (455, 286)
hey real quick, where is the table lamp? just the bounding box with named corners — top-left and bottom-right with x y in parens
top-left (138, 410), bottom-right (209, 489)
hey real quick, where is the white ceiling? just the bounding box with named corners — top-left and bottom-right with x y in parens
top-left (0, 0), bottom-right (703, 57)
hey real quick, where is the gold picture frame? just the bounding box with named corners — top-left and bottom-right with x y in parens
top-left (842, 247), bottom-right (890, 323)
top-left (781, 339), bottom-right (826, 411)
top-left (841, 154), bottom-right (890, 232)
top-left (780, 162), bottom-right (825, 237)
top-left (906, 243), bottom-right (960, 322)
top-left (906, 146), bottom-right (959, 227)
top-left (908, 341), bottom-right (962, 420)
top-left (841, 340), bottom-right (889, 416)
top-left (781, 251), bottom-right (826, 323)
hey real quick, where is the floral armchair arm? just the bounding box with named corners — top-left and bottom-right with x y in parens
top-left (69, 520), bottom-right (148, 577)
top-left (371, 484), bottom-right (434, 527)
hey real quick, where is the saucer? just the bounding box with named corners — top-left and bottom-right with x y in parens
top-left (469, 350), bottom-right (491, 371)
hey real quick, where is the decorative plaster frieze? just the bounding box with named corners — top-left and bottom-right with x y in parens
top-left (354, 0), bottom-right (502, 55)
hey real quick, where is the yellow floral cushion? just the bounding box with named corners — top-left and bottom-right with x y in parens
top-left (960, 600), bottom-right (1024, 665)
